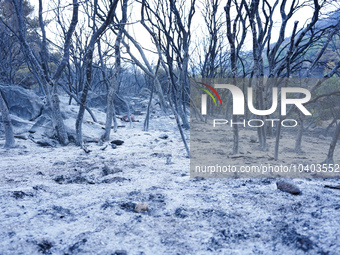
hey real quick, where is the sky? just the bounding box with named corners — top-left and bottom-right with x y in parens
top-left (28, 0), bottom-right (339, 67)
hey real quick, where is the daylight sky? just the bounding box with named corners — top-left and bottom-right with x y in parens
top-left (28, 0), bottom-right (339, 66)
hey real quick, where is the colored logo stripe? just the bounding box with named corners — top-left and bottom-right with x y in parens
top-left (199, 82), bottom-right (223, 106)
top-left (200, 88), bottom-right (217, 106)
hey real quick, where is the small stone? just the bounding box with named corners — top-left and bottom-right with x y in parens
top-left (54, 175), bottom-right (65, 184)
top-left (111, 140), bottom-right (124, 145)
top-left (276, 181), bottom-right (301, 195)
top-left (159, 134), bottom-right (169, 139)
top-left (111, 144), bottom-right (117, 149)
top-left (134, 202), bottom-right (148, 213)
top-left (250, 135), bottom-right (257, 143)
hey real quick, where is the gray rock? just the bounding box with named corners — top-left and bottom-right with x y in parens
top-left (0, 115), bottom-right (31, 131)
top-left (29, 115), bottom-right (53, 137)
top-left (36, 138), bottom-right (57, 147)
top-left (86, 92), bottom-right (106, 110)
top-left (276, 181), bottom-right (301, 195)
top-left (319, 134), bottom-right (326, 140)
top-left (134, 202), bottom-right (148, 213)
top-left (86, 91), bottom-right (128, 114)
top-left (250, 135), bottom-right (257, 143)
top-left (1, 85), bottom-right (43, 120)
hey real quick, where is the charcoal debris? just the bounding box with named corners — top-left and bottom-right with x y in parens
top-left (114, 250), bottom-right (128, 255)
top-left (12, 191), bottom-right (33, 199)
top-left (37, 240), bottom-right (53, 254)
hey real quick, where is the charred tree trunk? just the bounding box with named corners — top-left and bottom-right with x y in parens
top-left (0, 89), bottom-right (15, 148)
top-left (224, 0), bottom-right (247, 154)
top-left (9, 0), bottom-right (79, 145)
top-left (119, 28), bottom-right (167, 113)
top-left (75, 0), bottom-right (119, 146)
top-left (274, 21), bottom-right (298, 160)
top-left (103, 0), bottom-right (128, 141)
top-left (323, 122), bottom-right (340, 164)
top-left (169, 0), bottom-right (192, 130)
top-left (76, 47), bottom-right (93, 146)
top-left (294, 114), bottom-right (304, 153)
top-left (144, 82), bottom-right (154, 131)
top-left (232, 115), bottom-right (239, 154)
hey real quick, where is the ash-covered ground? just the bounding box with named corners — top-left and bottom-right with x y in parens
top-left (0, 97), bottom-right (340, 255)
